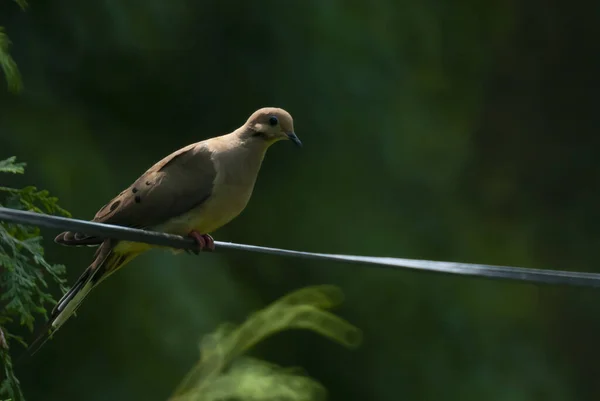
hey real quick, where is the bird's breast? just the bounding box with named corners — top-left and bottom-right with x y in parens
top-left (165, 145), bottom-right (266, 235)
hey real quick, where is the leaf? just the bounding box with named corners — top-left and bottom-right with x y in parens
top-left (170, 285), bottom-right (362, 401)
top-left (186, 357), bottom-right (328, 401)
top-left (0, 348), bottom-right (24, 401)
top-left (0, 158), bottom-right (25, 175)
top-left (0, 28), bottom-right (22, 93)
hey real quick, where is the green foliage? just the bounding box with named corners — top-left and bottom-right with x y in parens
top-left (0, 158), bottom-right (24, 175)
top-left (0, 0), bottom-right (27, 93)
top-left (0, 157), bottom-right (71, 401)
top-left (171, 285), bottom-right (362, 401)
top-left (2, 0), bottom-right (597, 398)
top-left (0, 28), bottom-right (21, 94)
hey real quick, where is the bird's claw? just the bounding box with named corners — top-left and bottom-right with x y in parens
top-left (186, 230), bottom-right (215, 255)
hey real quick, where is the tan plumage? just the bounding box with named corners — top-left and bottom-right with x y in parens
top-left (26, 107), bottom-right (301, 355)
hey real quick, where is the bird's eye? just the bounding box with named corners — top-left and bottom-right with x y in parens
top-left (268, 116), bottom-right (278, 126)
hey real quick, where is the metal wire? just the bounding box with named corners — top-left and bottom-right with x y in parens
top-left (1, 206), bottom-right (600, 288)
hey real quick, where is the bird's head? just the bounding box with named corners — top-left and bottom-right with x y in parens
top-left (242, 107), bottom-right (302, 148)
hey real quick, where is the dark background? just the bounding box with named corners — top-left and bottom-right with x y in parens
top-left (2, 0), bottom-right (600, 400)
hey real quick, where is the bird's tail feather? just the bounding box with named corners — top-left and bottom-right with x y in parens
top-left (19, 241), bottom-right (135, 362)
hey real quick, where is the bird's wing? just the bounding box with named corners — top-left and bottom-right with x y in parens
top-left (55, 143), bottom-right (217, 245)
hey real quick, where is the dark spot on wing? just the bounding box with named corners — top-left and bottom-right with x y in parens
top-left (132, 187), bottom-right (138, 193)
top-left (110, 201), bottom-right (121, 211)
top-left (135, 195), bottom-right (141, 203)
top-left (146, 181), bottom-right (152, 186)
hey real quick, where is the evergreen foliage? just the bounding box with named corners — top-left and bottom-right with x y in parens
top-left (0, 157), bottom-right (70, 401)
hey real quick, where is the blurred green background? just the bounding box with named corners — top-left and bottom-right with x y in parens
top-left (2, 0), bottom-right (600, 399)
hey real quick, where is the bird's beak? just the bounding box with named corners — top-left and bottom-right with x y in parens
top-left (286, 131), bottom-right (302, 147)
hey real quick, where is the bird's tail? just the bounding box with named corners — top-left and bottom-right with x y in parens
top-left (19, 240), bottom-right (137, 361)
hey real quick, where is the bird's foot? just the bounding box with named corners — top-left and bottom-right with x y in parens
top-left (186, 230), bottom-right (215, 254)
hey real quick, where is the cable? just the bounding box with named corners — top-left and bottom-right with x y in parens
top-left (1, 206), bottom-right (600, 288)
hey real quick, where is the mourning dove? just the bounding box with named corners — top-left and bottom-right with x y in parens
top-left (27, 107), bottom-right (301, 355)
